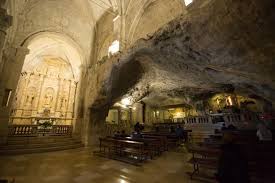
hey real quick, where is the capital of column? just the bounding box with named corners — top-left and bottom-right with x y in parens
top-left (3, 46), bottom-right (29, 62)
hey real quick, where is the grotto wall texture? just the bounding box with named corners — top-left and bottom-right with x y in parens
top-left (84, 0), bottom-right (275, 145)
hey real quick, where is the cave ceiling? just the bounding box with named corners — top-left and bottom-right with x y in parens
top-left (88, 0), bottom-right (275, 109)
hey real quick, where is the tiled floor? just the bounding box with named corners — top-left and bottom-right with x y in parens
top-left (0, 147), bottom-right (200, 183)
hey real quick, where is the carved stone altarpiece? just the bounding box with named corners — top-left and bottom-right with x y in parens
top-left (10, 57), bottom-right (78, 125)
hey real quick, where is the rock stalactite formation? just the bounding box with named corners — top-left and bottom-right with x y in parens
top-left (87, 0), bottom-right (275, 127)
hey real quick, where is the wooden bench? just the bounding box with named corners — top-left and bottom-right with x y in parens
top-left (187, 142), bottom-right (275, 183)
top-left (142, 135), bottom-right (168, 151)
top-left (142, 132), bottom-right (184, 150)
top-left (98, 137), bottom-right (150, 164)
top-left (115, 136), bottom-right (161, 157)
top-left (187, 146), bottom-right (220, 180)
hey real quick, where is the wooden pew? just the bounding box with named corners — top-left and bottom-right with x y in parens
top-left (142, 134), bottom-right (168, 151)
top-left (98, 137), bottom-right (149, 164)
top-left (115, 136), bottom-right (162, 157)
top-left (187, 142), bottom-right (275, 183)
top-left (142, 132), bottom-right (184, 149)
top-left (186, 145), bottom-right (220, 181)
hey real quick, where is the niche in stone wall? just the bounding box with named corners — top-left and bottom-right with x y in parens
top-left (10, 57), bottom-right (78, 125)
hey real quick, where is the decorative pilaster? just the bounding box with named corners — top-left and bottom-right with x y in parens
top-left (0, 7), bottom-right (12, 75)
top-left (0, 46), bottom-right (29, 144)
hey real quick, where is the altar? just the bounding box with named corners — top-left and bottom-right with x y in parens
top-left (9, 57), bottom-right (77, 126)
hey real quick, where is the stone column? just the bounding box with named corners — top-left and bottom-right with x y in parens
top-left (84, 107), bottom-right (109, 147)
top-left (0, 7), bottom-right (12, 144)
top-left (0, 46), bottom-right (29, 144)
top-left (0, 7), bottom-right (12, 71)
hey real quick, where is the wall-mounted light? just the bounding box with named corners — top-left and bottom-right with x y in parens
top-left (216, 98), bottom-right (220, 105)
top-left (227, 96), bottom-right (233, 106)
top-left (121, 98), bottom-right (130, 106)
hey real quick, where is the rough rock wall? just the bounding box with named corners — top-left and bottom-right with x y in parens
top-left (84, 0), bottom-right (275, 145)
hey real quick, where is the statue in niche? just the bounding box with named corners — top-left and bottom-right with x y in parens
top-left (43, 88), bottom-right (54, 109)
top-left (60, 97), bottom-right (67, 111)
top-left (24, 87), bottom-right (36, 108)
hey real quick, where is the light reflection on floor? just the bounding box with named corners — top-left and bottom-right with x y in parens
top-left (0, 147), bottom-right (200, 183)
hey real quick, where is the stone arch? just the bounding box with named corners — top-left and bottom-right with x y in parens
top-left (94, 9), bottom-right (115, 62)
top-left (10, 31), bottom-right (86, 131)
top-left (19, 31), bottom-right (86, 68)
top-left (127, 0), bottom-right (184, 46)
top-left (126, 0), bottom-right (156, 47)
top-left (18, 31), bottom-right (86, 83)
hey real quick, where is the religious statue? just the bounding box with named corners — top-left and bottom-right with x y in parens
top-left (43, 88), bottom-right (54, 109)
top-left (60, 97), bottom-right (67, 110)
top-left (24, 88), bottom-right (36, 108)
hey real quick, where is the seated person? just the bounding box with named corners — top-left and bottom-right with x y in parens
top-left (134, 122), bottom-right (141, 132)
top-left (256, 123), bottom-right (272, 141)
top-left (132, 131), bottom-right (143, 138)
top-left (176, 125), bottom-right (187, 142)
top-left (175, 125), bottom-right (184, 138)
top-left (227, 124), bottom-right (237, 131)
top-left (221, 123), bottom-right (227, 131)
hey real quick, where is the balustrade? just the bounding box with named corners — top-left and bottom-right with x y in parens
top-left (9, 125), bottom-right (38, 136)
top-left (51, 125), bottom-right (72, 136)
top-left (8, 125), bottom-right (73, 137)
top-left (184, 112), bottom-right (260, 126)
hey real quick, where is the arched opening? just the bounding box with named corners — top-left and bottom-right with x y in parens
top-left (9, 33), bottom-right (84, 132)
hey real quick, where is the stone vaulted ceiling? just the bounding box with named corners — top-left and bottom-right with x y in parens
top-left (87, 0), bottom-right (275, 109)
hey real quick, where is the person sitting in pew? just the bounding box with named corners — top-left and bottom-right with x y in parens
top-left (256, 123), bottom-right (272, 141)
top-left (221, 123), bottom-right (227, 131)
top-left (227, 124), bottom-right (237, 131)
top-left (134, 122), bottom-right (144, 132)
top-left (176, 125), bottom-right (184, 141)
top-left (132, 130), bottom-right (143, 138)
top-left (216, 132), bottom-right (250, 183)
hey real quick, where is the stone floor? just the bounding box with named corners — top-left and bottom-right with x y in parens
top-left (0, 147), bottom-right (201, 183)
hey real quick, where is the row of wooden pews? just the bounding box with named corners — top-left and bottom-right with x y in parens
top-left (98, 137), bottom-right (150, 165)
top-left (96, 130), bottom-right (192, 165)
top-left (187, 130), bottom-right (275, 183)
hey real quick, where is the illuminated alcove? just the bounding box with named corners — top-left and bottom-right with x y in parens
top-left (10, 33), bottom-right (84, 126)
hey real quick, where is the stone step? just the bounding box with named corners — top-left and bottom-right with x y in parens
top-left (7, 135), bottom-right (73, 141)
top-left (6, 136), bottom-right (75, 145)
top-left (0, 143), bottom-right (84, 155)
top-left (0, 140), bottom-right (82, 150)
